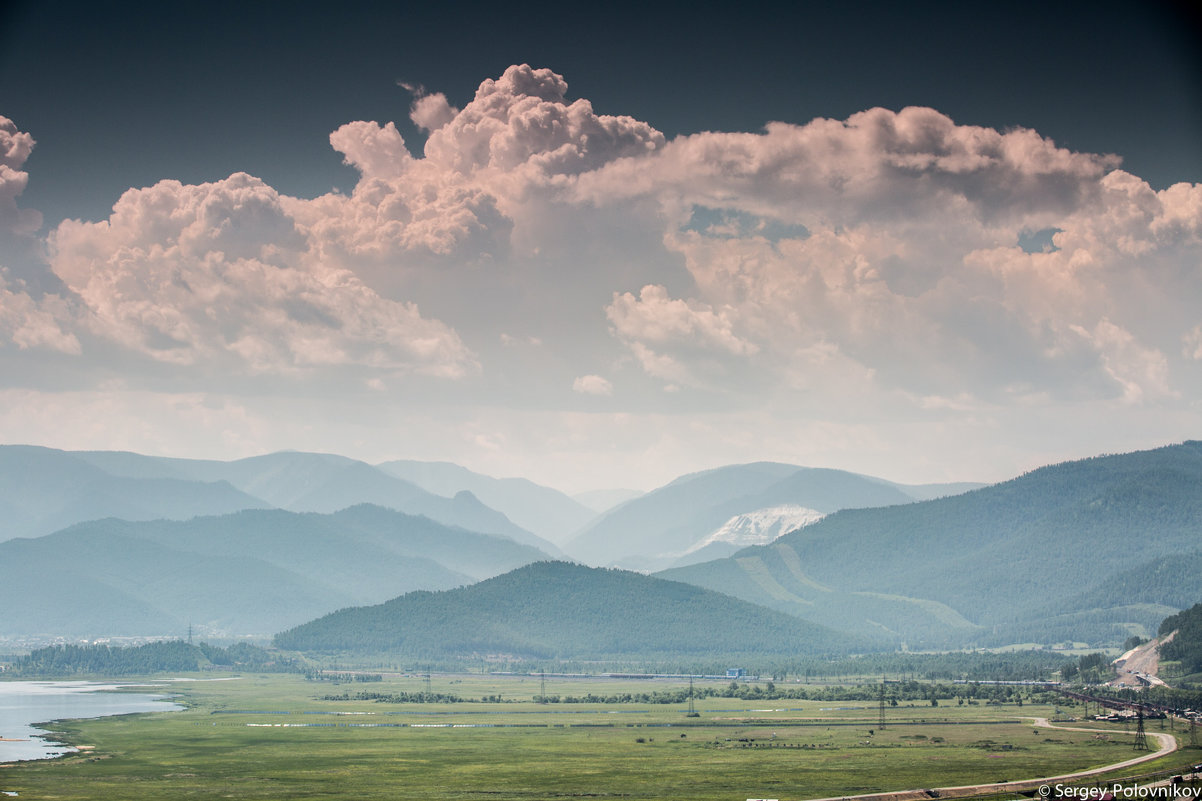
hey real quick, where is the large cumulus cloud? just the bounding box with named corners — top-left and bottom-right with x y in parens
top-left (2, 66), bottom-right (1200, 486)
top-left (49, 173), bottom-right (476, 377)
top-left (0, 115), bottom-right (42, 239)
top-left (581, 107), bottom-right (1201, 407)
top-left (0, 116), bottom-right (81, 354)
top-left (301, 64), bottom-right (665, 268)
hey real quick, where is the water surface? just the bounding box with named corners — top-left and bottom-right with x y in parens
top-left (0, 681), bottom-right (182, 762)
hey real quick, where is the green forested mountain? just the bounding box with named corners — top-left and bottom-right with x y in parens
top-left (274, 561), bottom-right (854, 659)
top-left (0, 505), bottom-right (553, 638)
top-left (1159, 602), bottom-right (1202, 676)
top-left (659, 441), bottom-right (1202, 648)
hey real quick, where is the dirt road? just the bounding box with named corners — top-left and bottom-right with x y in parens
top-left (802, 716), bottom-right (1178, 801)
top-left (1111, 633), bottom-right (1174, 688)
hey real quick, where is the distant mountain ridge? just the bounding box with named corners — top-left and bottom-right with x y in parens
top-left (659, 441), bottom-right (1202, 649)
top-left (0, 446), bottom-right (560, 554)
top-left (274, 561), bottom-right (856, 659)
top-left (0, 445), bottom-right (272, 542)
top-left (375, 459), bottom-right (596, 546)
top-left (566, 462), bottom-right (980, 569)
top-left (0, 505), bottom-right (555, 638)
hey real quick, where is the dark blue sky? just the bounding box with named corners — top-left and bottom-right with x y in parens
top-left (2, 0), bottom-right (1199, 227)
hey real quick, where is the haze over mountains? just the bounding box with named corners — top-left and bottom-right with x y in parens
top-left (0, 505), bottom-right (553, 637)
top-left (0, 446), bottom-right (560, 553)
top-left (2, 441), bottom-right (1199, 656)
top-left (375, 459), bottom-right (596, 547)
top-left (567, 463), bottom-right (982, 570)
top-left (660, 441), bottom-right (1202, 650)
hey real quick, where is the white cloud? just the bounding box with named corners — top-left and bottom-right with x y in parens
top-left (0, 116), bottom-right (42, 238)
top-left (48, 172), bottom-right (477, 377)
top-left (0, 117), bottom-right (82, 354)
top-left (605, 284), bottom-right (758, 387)
top-left (0, 275), bottom-right (80, 353)
top-left (1070, 318), bottom-right (1175, 404)
top-left (3, 67), bottom-right (1201, 492)
top-left (1184, 326), bottom-right (1202, 361)
top-left (400, 82), bottom-right (458, 133)
top-left (572, 374), bottom-right (613, 396)
top-left (570, 107), bottom-right (1200, 408)
top-left (607, 284), bottom-right (756, 356)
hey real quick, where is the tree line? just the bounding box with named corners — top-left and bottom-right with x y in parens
top-left (6, 640), bottom-right (294, 676)
top-left (322, 680), bottom-right (1059, 706)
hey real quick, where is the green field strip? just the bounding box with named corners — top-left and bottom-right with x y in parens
top-left (849, 591), bottom-right (981, 629)
top-left (734, 556), bottom-right (815, 605)
top-left (772, 544), bottom-right (834, 593)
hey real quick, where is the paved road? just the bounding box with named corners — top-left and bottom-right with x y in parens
top-left (802, 716), bottom-right (1178, 801)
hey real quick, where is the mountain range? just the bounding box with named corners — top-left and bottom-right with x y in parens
top-left (566, 462), bottom-right (982, 569)
top-left (659, 441), bottom-right (1202, 649)
top-left (0, 446), bottom-right (561, 553)
top-left (375, 459), bottom-right (597, 547)
top-left (3, 440), bottom-right (1199, 654)
top-left (0, 505), bottom-right (553, 638)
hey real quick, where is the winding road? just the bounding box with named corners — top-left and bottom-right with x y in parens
top-left (803, 716), bottom-right (1179, 801)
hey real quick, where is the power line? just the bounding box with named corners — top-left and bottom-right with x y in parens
top-left (879, 676), bottom-right (887, 731)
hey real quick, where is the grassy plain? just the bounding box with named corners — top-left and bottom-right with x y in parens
top-left (2, 673), bottom-right (1198, 801)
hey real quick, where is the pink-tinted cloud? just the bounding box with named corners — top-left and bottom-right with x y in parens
top-left (572, 374), bottom-right (613, 396)
top-left (4, 67), bottom-right (1200, 488)
top-left (49, 172), bottom-right (476, 377)
top-left (568, 106), bottom-right (1199, 406)
top-left (0, 116), bottom-right (42, 239)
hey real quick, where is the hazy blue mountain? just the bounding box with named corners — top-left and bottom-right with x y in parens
top-left (902, 482), bottom-right (989, 501)
top-left (156, 451), bottom-right (558, 552)
top-left (73, 449), bottom-right (196, 479)
top-left (0, 505), bottom-right (554, 638)
top-left (154, 451), bottom-right (357, 508)
top-left (565, 462), bottom-right (971, 568)
top-left (376, 459), bottom-right (596, 546)
top-left (274, 560), bottom-right (855, 659)
top-left (572, 487), bottom-right (645, 514)
top-left (659, 441), bottom-right (1202, 649)
top-left (0, 445), bottom-right (272, 542)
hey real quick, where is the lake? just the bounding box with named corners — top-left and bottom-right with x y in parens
top-left (0, 680), bottom-right (183, 762)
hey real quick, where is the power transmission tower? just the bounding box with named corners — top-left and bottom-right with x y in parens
top-left (686, 676), bottom-right (700, 717)
top-left (539, 670), bottom-right (546, 704)
top-left (879, 677), bottom-right (887, 731)
top-left (1134, 710), bottom-right (1148, 751)
top-left (1191, 719), bottom-right (1198, 749)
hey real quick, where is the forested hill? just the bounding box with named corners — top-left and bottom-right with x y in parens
top-left (8, 641), bottom-right (289, 676)
top-left (659, 441), bottom-right (1202, 648)
top-left (274, 561), bottom-right (855, 659)
top-left (1159, 602), bottom-right (1202, 677)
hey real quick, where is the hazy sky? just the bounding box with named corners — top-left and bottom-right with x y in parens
top-left (1, 1), bottom-right (1200, 493)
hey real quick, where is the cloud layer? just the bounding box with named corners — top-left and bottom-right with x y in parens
top-left (1, 68), bottom-right (1199, 489)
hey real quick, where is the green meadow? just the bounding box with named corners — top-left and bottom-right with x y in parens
top-left (3, 673), bottom-right (1198, 801)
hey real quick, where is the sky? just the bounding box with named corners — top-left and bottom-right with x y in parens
top-left (0, 0), bottom-right (1200, 494)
